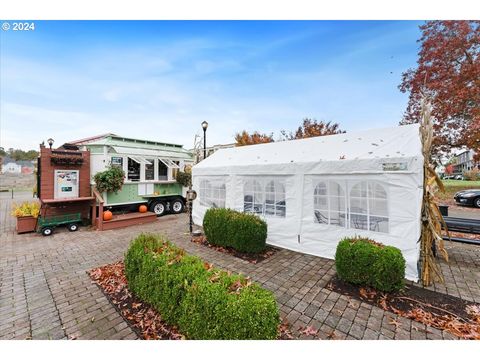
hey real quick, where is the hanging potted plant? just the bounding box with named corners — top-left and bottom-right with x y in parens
top-left (94, 166), bottom-right (125, 194)
top-left (11, 201), bottom-right (40, 234)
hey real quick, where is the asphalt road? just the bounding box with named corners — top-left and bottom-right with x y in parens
top-left (448, 206), bottom-right (480, 220)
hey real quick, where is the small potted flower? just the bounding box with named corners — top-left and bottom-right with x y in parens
top-left (11, 202), bottom-right (40, 234)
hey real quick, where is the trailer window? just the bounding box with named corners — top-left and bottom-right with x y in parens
top-left (145, 159), bottom-right (154, 180)
top-left (111, 156), bottom-right (123, 169)
top-left (158, 159), bottom-right (168, 181)
top-left (127, 157), bottom-right (140, 181)
top-left (172, 161), bottom-right (180, 180)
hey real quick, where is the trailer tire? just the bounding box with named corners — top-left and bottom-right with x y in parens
top-left (68, 223), bottom-right (79, 232)
top-left (150, 201), bottom-right (167, 216)
top-left (171, 199), bottom-right (185, 214)
top-left (42, 227), bottom-right (53, 236)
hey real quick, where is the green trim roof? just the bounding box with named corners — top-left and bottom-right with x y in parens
top-left (75, 134), bottom-right (193, 160)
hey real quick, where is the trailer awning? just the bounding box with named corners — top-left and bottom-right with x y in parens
top-left (128, 156), bottom-right (152, 165)
top-left (159, 158), bottom-right (180, 169)
top-left (111, 146), bottom-right (190, 160)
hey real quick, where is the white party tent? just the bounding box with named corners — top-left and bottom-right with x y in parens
top-left (192, 124), bottom-right (423, 281)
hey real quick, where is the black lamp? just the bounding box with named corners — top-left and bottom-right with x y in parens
top-left (47, 138), bottom-right (54, 149)
top-left (201, 121), bottom-right (208, 160)
top-left (186, 189), bottom-right (197, 233)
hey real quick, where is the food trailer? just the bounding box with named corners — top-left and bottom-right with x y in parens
top-left (36, 133), bottom-right (193, 232)
top-left (67, 133), bottom-right (194, 216)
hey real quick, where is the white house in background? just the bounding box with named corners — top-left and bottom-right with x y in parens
top-left (453, 149), bottom-right (478, 174)
top-left (192, 124), bottom-right (423, 281)
top-left (1, 162), bottom-right (22, 174)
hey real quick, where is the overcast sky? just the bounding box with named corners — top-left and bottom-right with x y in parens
top-left (0, 20), bottom-right (422, 151)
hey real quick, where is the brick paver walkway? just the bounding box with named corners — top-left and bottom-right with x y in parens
top-left (1, 210), bottom-right (479, 340)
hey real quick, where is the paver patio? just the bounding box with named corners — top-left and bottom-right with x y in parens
top-left (1, 197), bottom-right (479, 340)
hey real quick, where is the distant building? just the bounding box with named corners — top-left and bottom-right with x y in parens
top-left (1, 161), bottom-right (22, 174)
top-left (191, 143), bottom-right (236, 163)
top-left (0, 157), bottom-right (35, 174)
top-left (452, 149), bottom-right (478, 174)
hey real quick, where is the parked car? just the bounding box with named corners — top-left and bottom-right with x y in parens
top-left (454, 174), bottom-right (464, 180)
top-left (454, 189), bottom-right (480, 208)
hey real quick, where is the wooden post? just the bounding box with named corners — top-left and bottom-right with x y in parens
top-left (98, 201), bottom-right (104, 231)
top-left (91, 200), bottom-right (96, 228)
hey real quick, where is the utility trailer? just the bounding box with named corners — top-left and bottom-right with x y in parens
top-left (37, 213), bottom-right (82, 236)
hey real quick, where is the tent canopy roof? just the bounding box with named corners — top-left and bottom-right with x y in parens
top-left (195, 124), bottom-right (421, 170)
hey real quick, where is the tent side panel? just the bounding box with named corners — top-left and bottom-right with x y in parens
top-left (299, 173), bottom-right (422, 281)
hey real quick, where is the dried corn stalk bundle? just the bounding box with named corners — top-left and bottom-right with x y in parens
top-left (419, 97), bottom-right (450, 286)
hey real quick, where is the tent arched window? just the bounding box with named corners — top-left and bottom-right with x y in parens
top-left (265, 180), bottom-right (286, 217)
top-left (200, 179), bottom-right (226, 208)
top-left (244, 178), bottom-right (286, 218)
top-left (199, 179), bottom-right (211, 207)
top-left (349, 181), bottom-right (388, 233)
top-left (313, 181), bottom-right (346, 227)
top-left (243, 179), bottom-right (264, 215)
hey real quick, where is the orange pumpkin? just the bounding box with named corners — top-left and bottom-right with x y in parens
top-left (103, 210), bottom-right (113, 221)
top-left (139, 205), bottom-right (147, 213)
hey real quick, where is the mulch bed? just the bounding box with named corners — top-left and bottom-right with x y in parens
top-left (88, 261), bottom-right (294, 340)
top-left (327, 276), bottom-right (480, 339)
top-left (191, 235), bottom-right (280, 264)
top-left (87, 262), bottom-right (184, 340)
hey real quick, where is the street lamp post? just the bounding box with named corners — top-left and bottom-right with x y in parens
top-left (47, 138), bottom-right (54, 149)
top-left (186, 189), bottom-right (197, 234)
top-left (201, 121), bottom-right (208, 160)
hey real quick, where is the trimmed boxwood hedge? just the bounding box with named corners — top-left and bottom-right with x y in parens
top-left (124, 233), bottom-right (280, 339)
top-left (203, 208), bottom-right (268, 253)
top-left (335, 237), bottom-right (406, 292)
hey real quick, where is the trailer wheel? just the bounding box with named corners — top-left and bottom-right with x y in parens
top-left (68, 223), bottom-right (79, 232)
top-left (151, 201), bottom-right (167, 216)
top-left (171, 199), bottom-right (185, 214)
top-left (42, 227), bottom-right (53, 236)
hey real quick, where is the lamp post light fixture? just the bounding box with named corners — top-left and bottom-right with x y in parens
top-left (201, 121), bottom-right (208, 160)
top-left (47, 138), bottom-right (54, 149)
top-left (186, 189), bottom-right (197, 233)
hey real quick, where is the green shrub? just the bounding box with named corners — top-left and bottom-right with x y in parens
top-left (124, 233), bottom-right (279, 339)
top-left (175, 171), bottom-right (192, 187)
top-left (335, 238), bottom-right (380, 285)
top-left (203, 208), bottom-right (268, 253)
top-left (335, 237), bottom-right (405, 292)
top-left (372, 246), bottom-right (406, 292)
top-left (203, 208), bottom-right (232, 248)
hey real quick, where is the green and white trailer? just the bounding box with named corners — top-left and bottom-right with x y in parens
top-left (69, 133), bottom-right (193, 216)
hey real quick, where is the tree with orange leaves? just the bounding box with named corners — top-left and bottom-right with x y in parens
top-left (234, 130), bottom-right (274, 147)
top-left (235, 119), bottom-right (344, 146)
top-left (399, 21), bottom-right (480, 159)
top-left (281, 118), bottom-right (345, 140)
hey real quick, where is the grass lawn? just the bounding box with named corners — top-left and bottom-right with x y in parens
top-left (436, 179), bottom-right (480, 204)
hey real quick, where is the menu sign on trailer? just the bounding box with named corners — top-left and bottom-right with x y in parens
top-left (54, 170), bottom-right (79, 199)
